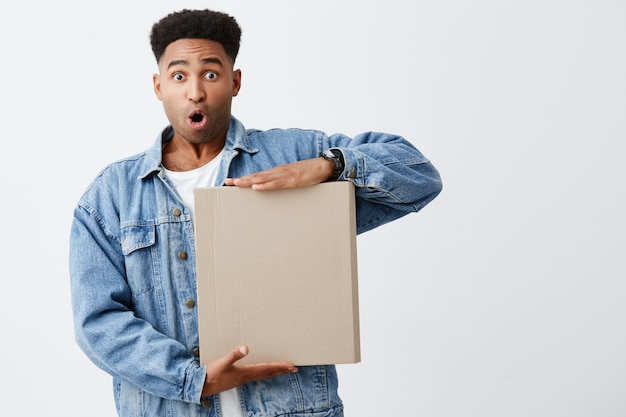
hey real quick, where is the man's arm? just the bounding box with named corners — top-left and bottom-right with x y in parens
top-left (224, 130), bottom-right (442, 233)
top-left (70, 202), bottom-right (297, 404)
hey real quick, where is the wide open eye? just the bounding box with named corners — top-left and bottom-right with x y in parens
top-left (173, 72), bottom-right (185, 81)
top-left (205, 71), bottom-right (217, 80)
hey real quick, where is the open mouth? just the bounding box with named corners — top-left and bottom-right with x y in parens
top-left (188, 110), bottom-right (207, 129)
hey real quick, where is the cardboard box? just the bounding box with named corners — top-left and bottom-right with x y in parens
top-left (193, 182), bottom-right (360, 366)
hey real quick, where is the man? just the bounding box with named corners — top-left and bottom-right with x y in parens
top-left (70, 8), bottom-right (442, 417)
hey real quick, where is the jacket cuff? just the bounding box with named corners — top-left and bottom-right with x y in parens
top-left (183, 363), bottom-right (207, 404)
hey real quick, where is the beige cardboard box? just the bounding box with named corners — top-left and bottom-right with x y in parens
top-left (193, 182), bottom-right (360, 366)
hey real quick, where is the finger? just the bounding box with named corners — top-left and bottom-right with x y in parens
top-left (250, 181), bottom-right (285, 191)
top-left (231, 345), bottom-right (249, 362)
top-left (224, 176), bottom-right (264, 188)
top-left (232, 176), bottom-right (287, 190)
top-left (242, 362), bottom-right (298, 381)
top-left (214, 345), bottom-right (249, 368)
top-left (231, 347), bottom-right (296, 373)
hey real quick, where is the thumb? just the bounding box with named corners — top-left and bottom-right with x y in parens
top-left (230, 345), bottom-right (249, 362)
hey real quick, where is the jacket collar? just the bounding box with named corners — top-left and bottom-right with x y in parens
top-left (138, 116), bottom-right (256, 179)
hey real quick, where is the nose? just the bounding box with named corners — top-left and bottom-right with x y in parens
top-left (187, 78), bottom-right (206, 103)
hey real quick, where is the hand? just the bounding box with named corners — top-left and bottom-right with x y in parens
top-left (201, 345), bottom-right (297, 397)
top-left (223, 157), bottom-right (334, 191)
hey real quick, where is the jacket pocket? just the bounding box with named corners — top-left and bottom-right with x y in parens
top-left (120, 224), bottom-right (158, 296)
top-left (121, 224), bottom-right (156, 255)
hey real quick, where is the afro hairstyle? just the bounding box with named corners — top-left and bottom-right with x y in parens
top-left (150, 9), bottom-right (242, 64)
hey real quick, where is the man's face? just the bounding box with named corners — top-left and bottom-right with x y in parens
top-left (153, 38), bottom-right (241, 146)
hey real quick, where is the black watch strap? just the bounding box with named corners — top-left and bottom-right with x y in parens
top-left (322, 149), bottom-right (345, 181)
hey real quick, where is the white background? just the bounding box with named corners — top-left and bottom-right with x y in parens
top-left (1, 0), bottom-right (625, 416)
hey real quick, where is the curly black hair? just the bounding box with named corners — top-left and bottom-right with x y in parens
top-left (150, 9), bottom-right (242, 64)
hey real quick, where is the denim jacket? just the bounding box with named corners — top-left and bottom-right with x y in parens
top-left (69, 116), bottom-right (442, 417)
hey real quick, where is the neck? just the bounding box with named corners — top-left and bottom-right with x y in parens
top-left (162, 136), bottom-right (225, 172)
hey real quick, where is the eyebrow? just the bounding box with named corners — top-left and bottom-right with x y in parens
top-left (167, 57), bottom-right (224, 69)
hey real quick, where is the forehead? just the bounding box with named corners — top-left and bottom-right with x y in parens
top-left (159, 38), bottom-right (232, 69)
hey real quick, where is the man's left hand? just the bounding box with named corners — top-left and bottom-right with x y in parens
top-left (223, 157), bottom-right (335, 191)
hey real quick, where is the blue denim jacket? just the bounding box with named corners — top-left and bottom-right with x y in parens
top-left (69, 116), bottom-right (442, 417)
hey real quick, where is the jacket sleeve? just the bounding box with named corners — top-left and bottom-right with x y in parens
top-left (69, 201), bottom-right (206, 404)
top-left (325, 131), bottom-right (442, 234)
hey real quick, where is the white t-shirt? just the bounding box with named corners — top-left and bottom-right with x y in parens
top-left (162, 151), bottom-right (223, 222)
top-left (163, 152), bottom-right (244, 417)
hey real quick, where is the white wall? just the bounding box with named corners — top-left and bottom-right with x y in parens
top-left (2, 0), bottom-right (625, 416)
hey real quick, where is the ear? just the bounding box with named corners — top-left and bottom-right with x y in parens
top-left (232, 69), bottom-right (242, 97)
top-left (153, 73), bottom-right (162, 100)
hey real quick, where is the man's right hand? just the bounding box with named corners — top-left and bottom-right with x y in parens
top-left (201, 345), bottom-right (297, 397)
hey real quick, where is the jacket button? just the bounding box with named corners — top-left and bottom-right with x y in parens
top-left (193, 348), bottom-right (200, 357)
top-left (172, 208), bottom-right (182, 217)
top-left (185, 299), bottom-right (195, 308)
top-left (348, 167), bottom-right (356, 179)
top-left (201, 398), bottom-right (211, 408)
top-left (178, 251), bottom-right (188, 260)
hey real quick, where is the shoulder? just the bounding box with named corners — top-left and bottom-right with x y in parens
top-left (246, 126), bottom-right (326, 141)
top-left (79, 150), bottom-right (151, 202)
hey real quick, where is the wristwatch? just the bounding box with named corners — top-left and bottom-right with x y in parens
top-left (322, 149), bottom-right (345, 181)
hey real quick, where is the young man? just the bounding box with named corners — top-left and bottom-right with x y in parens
top-left (69, 8), bottom-right (442, 417)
